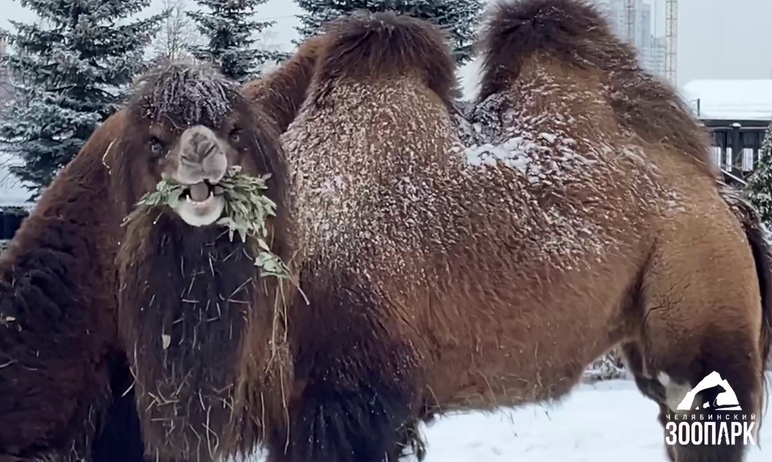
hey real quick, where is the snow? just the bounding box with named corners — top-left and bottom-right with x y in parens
top-left (458, 57), bottom-right (482, 101)
top-left (245, 376), bottom-right (769, 461)
top-left (135, 63), bottom-right (239, 128)
top-left (681, 79), bottom-right (772, 122)
top-left (414, 378), bottom-right (770, 462)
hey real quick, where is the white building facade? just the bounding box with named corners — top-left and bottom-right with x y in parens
top-left (595, 0), bottom-right (668, 79)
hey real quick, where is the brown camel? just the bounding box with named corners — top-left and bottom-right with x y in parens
top-left (110, 63), bottom-right (295, 462)
top-left (0, 98), bottom-right (153, 460)
top-left (14, 3), bottom-right (764, 461)
top-left (260, 2), bottom-right (771, 462)
top-left (0, 62), bottom-right (292, 462)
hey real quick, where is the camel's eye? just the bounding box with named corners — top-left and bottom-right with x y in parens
top-left (149, 137), bottom-right (165, 157)
top-left (229, 128), bottom-right (241, 143)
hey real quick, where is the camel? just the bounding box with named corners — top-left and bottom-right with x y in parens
top-left (0, 62), bottom-right (293, 462)
top-left (109, 63), bottom-right (296, 462)
top-left (256, 2), bottom-right (772, 462)
top-left (7, 3), bottom-right (766, 461)
top-left (0, 94), bottom-right (152, 460)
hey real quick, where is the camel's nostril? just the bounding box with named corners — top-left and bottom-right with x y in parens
top-left (200, 141), bottom-right (218, 160)
top-left (174, 126), bottom-right (229, 184)
top-left (180, 137), bottom-right (220, 164)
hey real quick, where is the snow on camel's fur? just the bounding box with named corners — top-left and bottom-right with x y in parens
top-left (257, 2), bottom-right (772, 462)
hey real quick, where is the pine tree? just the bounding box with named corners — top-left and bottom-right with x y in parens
top-left (746, 121), bottom-right (772, 227)
top-left (0, 0), bottom-right (164, 196)
top-left (294, 0), bottom-right (484, 66)
top-left (187, 0), bottom-right (288, 84)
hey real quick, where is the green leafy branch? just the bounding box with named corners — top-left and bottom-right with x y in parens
top-left (124, 166), bottom-right (291, 280)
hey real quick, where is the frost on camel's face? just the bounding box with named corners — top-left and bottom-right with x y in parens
top-left (119, 63), bottom-right (266, 227)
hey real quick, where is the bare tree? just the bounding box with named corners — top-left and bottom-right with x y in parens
top-left (251, 29), bottom-right (286, 75)
top-left (151, 0), bottom-right (201, 63)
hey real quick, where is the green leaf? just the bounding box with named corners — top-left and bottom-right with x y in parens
top-left (124, 166), bottom-right (292, 281)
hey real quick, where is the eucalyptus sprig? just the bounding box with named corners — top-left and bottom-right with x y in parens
top-left (124, 166), bottom-right (291, 281)
top-left (215, 165), bottom-right (275, 244)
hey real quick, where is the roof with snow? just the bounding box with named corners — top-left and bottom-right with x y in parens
top-left (681, 79), bottom-right (772, 123)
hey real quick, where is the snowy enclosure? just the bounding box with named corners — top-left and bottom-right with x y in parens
top-left (413, 377), bottom-right (770, 462)
top-left (246, 375), bottom-right (770, 462)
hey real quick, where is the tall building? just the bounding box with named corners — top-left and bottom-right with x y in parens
top-left (595, 0), bottom-right (668, 79)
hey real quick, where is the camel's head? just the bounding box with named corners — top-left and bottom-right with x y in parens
top-left (113, 63), bottom-right (282, 227)
top-left (110, 63), bottom-right (292, 460)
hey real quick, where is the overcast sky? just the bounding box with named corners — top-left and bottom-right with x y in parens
top-left (2, 0), bottom-right (771, 95)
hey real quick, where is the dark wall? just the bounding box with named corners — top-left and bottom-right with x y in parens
top-left (0, 207), bottom-right (28, 240)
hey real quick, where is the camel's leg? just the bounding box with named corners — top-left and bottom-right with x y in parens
top-left (0, 354), bottom-right (149, 462)
top-left (265, 348), bottom-right (420, 462)
top-left (621, 341), bottom-right (677, 461)
top-left (265, 275), bottom-right (422, 462)
top-left (91, 354), bottom-right (150, 462)
top-left (637, 248), bottom-right (765, 462)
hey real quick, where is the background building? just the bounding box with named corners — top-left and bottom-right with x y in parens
top-left (681, 79), bottom-right (772, 185)
top-left (595, 0), bottom-right (668, 79)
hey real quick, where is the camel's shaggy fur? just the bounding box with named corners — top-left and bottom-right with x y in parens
top-left (0, 111), bottom-right (149, 462)
top-left (5, 2), bottom-right (769, 462)
top-left (110, 63), bottom-right (295, 462)
top-left (476, 0), bottom-right (717, 178)
top-left (266, 2), bottom-right (772, 462)
top-left (0, 62), bottom-right (295, 462)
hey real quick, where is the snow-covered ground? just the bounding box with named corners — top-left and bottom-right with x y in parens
top-left (416, 377), bottom-right (770, 462)
top-left (253, 375), bottom-right (770, 462)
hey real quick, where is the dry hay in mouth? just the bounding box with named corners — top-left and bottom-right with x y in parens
top-left (123, 166), bottom-right (291, 280)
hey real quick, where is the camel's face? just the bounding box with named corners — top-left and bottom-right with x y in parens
top-left (119, 64), bottom-right (273, 227)
top-left (145, 120), bottom-right (250, 227)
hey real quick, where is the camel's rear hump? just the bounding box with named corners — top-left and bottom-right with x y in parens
top-left (477, 0), bottom-right (631, 99)
top-left (478, 0), bottom-right (715, 175)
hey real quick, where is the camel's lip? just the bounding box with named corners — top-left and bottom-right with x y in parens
top-left (173, 193), bottom-right (226, 227)
top-left (186, 191), bottom-right (216, 207)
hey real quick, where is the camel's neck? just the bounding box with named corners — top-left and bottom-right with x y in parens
top-left (244, 36), bottom-right (319, 133)
top-left (117, 212), bottom-right (258, 461)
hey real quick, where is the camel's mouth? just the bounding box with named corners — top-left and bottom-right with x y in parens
top-left (173, 180), bottom-right (226, 227)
